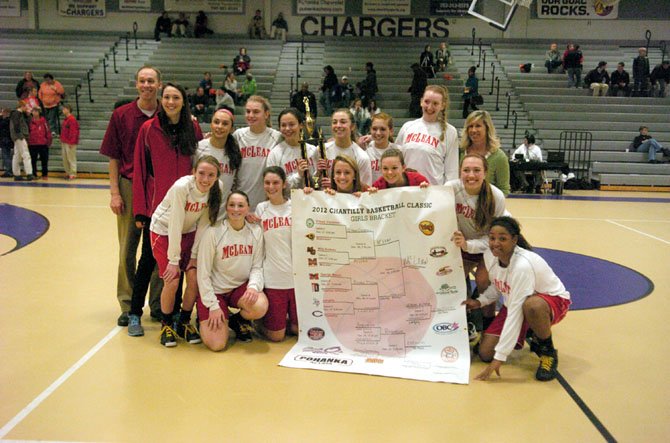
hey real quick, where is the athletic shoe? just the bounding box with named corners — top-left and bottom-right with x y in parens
top-left (536, 350), bottom-right (558, 381)
top-left (26, 174), bottom-right (35, 181)
top-left (468, 321), bottom-right (481, 349)
top-left (229, 313), bottom-right (253, 342)
top-left (160, 325), bottom-right (177, 347)
top-left (117, 312), bottom-right (129, 326)
top-left (1, 172), bottom-right (12, 178)
top-left (127, 314), bottom-right (144, 337)
top-left (175, 323), bottom-right (202, 344)
top-left (13, 176), bottom-right (26, 181)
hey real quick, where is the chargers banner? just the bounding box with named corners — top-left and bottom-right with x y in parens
top-left (280, 186), bottom-right (470, 384)
top-left (537, 0), bottom-right (619, 19)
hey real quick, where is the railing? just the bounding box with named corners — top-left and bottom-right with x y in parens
top-left (504, 91), bottom-right (512, 129)
top-left (494, 77), bottom-right (501, 111)
top-left (481, 51), bottom-right (487, 80)
top-left (74, 83), bottom-right (81, 120)
top-left (489, 62), bottom-right (496, 94)
top-left (511, 110), bottom-right (518, 147)
top-left (477, 38), bottom-right (483, 67)
top-left (133, 22), bottom-right (139, 50)
top-left (86, 69), bottom-right (94, 103)
top-left (559, 131), bottom-right (593, 182)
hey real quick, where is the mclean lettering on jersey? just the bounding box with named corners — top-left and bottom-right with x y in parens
top-left (241, 146), bottom-right (271, 158)
top-left (221, 244), bottom-right (253, 259)
top-left (493, 278), bottom-right (511, 295)
top-left (370, 159), bottom-right (379, 172)
top-left (284, 158), bottom-right (315, 174)
top-left (455, 203), bottom-right (474, 219)
top-left (185, 201), bottom-right (208, 212)
top-left (406, 132), bottom-right (439, 148)
top-left (220, 162), bottom-right (234, 176)
top-left (263, 216), bottom-right (291, 231)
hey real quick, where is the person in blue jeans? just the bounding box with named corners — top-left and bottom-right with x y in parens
top-left (633, 126), bottom-right (668, 164)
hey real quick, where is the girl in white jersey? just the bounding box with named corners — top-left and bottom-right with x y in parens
top-left (322, 109), bottom-right (372, 187)
top-left (196, 191), bottom-right (269, 351)
top-left (396, 85), bottom-right (459, 184)
top-left (149, 155), bottom-right (223, 347)
top-left (266, 108), bottom-right (319, 192)
top-left (233, 95), bottom-right (281, 209)
top-left (195, 107), bottom-right (242, 199)
top-left (463, 217), bottom-right (571, 382)
top-left (255, 166), bottom-right (298, 341)
top-left (358, 113), bottom-right (400, 183)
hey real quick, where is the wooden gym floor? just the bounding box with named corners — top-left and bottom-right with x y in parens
top-left (0, 179), bottom-right (668, 443)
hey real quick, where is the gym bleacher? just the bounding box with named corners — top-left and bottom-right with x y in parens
top-left (1, 30), bottom-right (668, 189)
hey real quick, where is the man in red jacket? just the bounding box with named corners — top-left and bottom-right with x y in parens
top-left (99, 66), bottom-right (164, 327)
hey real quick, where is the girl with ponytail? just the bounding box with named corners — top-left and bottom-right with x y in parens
top-left (463, 216), bottom-right (571, 382)
top-left (395, 84), bottom-right (459, 185)
top-left (145, 155), bottom-right (223, 347)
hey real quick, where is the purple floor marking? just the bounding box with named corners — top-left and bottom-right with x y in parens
top-left (0, 204), bottom-right (50, 255)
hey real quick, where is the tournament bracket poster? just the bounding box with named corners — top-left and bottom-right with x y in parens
top-left (280, 186), bottom-right (470, 384)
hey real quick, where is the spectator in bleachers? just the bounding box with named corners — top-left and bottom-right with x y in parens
top-left (610, 62), bottom-right (631, 97)
top-left (436, 42), bottom-right (451, 72)
top-left (339, 76), bottom-right (354, 108)
top-left (270, 12), bottom-right (288, 41)
top-left (462, 66), bottom-right (480, 118)
top-left (460, 110), bottom-right (510, 196)
top-left (291, 82), bottom-right (318, 121)
top-left (190, 86), bottom-right (213, 123)
top-left (38, 73), bottom-right (64, 135)
top-left (154, 11), bottom-right (172, 41)
top-left (650, 60), bottom-right (670, 98)
top-left (0, 108), bottom-right (12, 177)
top-left (544, 43), bottom-right (562, 74)
top-left (350, 99), bottom-right (371, 136)
top-left (632, 47), bottom-right (650, 97)
top-left (215, 89), bottom-right (235, 110)
top-left (584, 61), bottom-right (610, 97)
top-left (25, 87), bottom-right (41, 113)
top-left (240, 73), bottom-right (257, 103)
top-left (367, 98), bottom-right (381, 116)
top-left (320, 65), bottom-right (339, 116)
top-left (171, 12), bottom-right (190, 38)
top-left (511, 134), bottom-right (543, 194)
top-left (248, 9), bottom-right (267, 39)
top-left (15, 71), bottom-right (40, 100)
top-left (223, 71), bottom-right (240, 104)
top-left (194, 11), bottom-right (213, 38)
top-left (563, 43), bottom-right (583, 88)
top-left (60, 104), bottom-right (79, 180)
top-left (359, 62), bottom-right (378, 107)
top-left (420, 44), bottom-right (436, 78)
top-left (633, 126), bottom-right (668, 164)
top-left (10, 100), bottom-right (34, 181)
top-left (408, 63), bottom-right (428, 118)
top-left (199, 72), bottom-right (213, 96)
top-left (233, 47), bottom-right (251, 76)
top-left (28, 108), bottom-right (52, 180)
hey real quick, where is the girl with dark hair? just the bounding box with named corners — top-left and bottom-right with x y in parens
top-left (233, 95), bottom-right (281, 210)
top-left (368, 148), bottom-right (428, 190)
top-left (141, 155), bottom-right (222, 346)
top-left (255, 166), bottom-right (298, 341)
top-left (396, 85), bottom-right (459, 185)
top-left (266, 108), bottom-right (319, 191)
top-left (196, 191), bottom-right (269, 350)
top-left (463, 216), bottom-right (571, 382)
top-left (195, 107), bottom-right (241, 202)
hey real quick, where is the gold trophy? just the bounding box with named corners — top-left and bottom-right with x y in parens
top-left (301, 97), bottom-right (327, 189)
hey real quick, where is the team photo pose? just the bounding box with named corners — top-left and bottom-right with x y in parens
top-left (396, 85), bottom-right (459, 185)
top-left (460, 110), bottom-right (510, 196)
top-left (144, 156), bottom-right (222, 346)
top-left (369, 148), bottom-right (428, 190)
top-left (266, 108), bottom-right (319, 191)
top-left (254, 167), bottom-right (298, 341)
top-left (195, 107), bottom-right (241, 199)
top-left (463, 216), bottom-right (571, 382)
top-left (324, 109), bottom-right (372, 187)
top-left (197, 191), bottom-right (269, 350)
top-left (233, 95), bottom-right (281, 209)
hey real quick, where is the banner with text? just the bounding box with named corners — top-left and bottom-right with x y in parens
top-left (362, 0), bottom-right (411, 16)
top-left (0, 0), bottom-right (20, 17)
top-left (297, 0), bottom-right (345, 15)
top-left (119, 0), bottom-right (151, 12)
top-left (537, 0), bottom-right (619, 19)
top-left (280, 187), bottom-right (470, 384)
top-left (164, 0), bottom-right (243, 13)
top-left (58, 0), bottom-right (105, 17)
top-left (430, 0), bottom-right (471, 16)
top-left (300, 16), bottom-right (449, 38)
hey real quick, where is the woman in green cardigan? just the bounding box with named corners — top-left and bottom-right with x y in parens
top-left (459, 110), bottom-right (510, 196)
